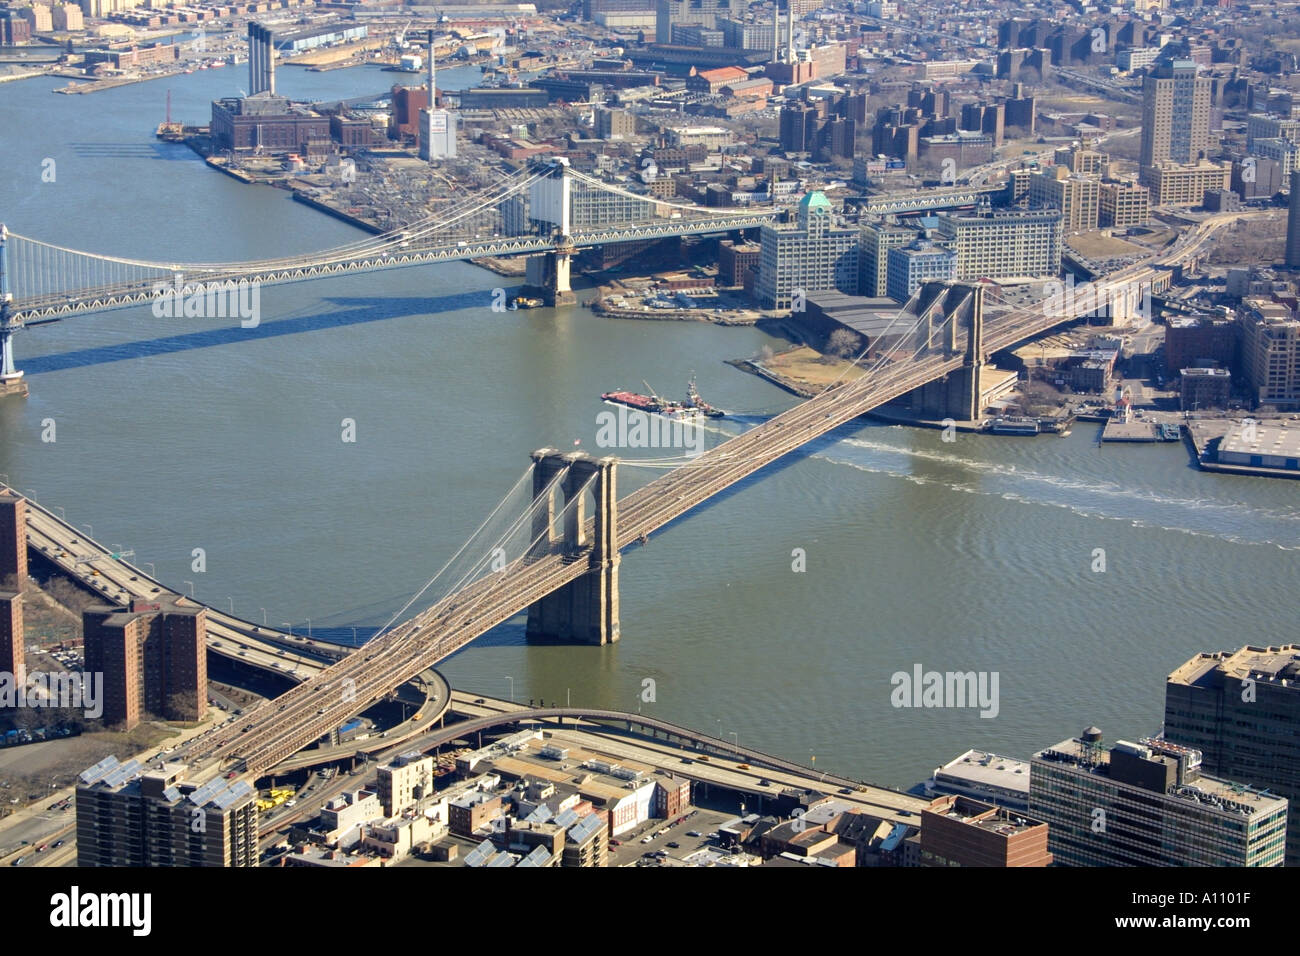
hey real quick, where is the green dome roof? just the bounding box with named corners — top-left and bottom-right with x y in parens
top-left (798, 191), bottom-right (832, 210)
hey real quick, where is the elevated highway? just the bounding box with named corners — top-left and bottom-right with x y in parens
top-left (15, 488), bottom-right (344, 679)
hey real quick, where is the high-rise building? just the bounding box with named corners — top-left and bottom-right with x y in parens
top-left (886, 241), bottom-right (956, 300)
top-left (858, 220), bottom-right (915, 297)
top-left (1029, 727), bottom-right (1288, 867)
top-left (1099, 181), bottom-right (1150, 228)
top-left (1164, 315), bottom-right (1238, 372)
top-left (77, 757), bottom-right (258, 867)
top-left (1140, 59), bottom-right (1211, 167)
top-left (595, 108), bottom-right (636, 140)
top-left (655, 0), bottom-right (731, 44)
top-left (933, 207), bottom-right (1062, 279)
top-left (1239, 297), bottom-right (1300, 407)
top-left (1139, 161), bottom-right (1230, 207)
top-left (1165, 645), bottom-right (1300, 864)
top-left (1054, 144), bottom-right (1109, 176)
top-left (0, 492), bottom-right (26, 586)
top-left (1250, 137), bottom-right (1299, 177)
top-left (1287, 170), bottom-right (1300, 268)
top-left (0, 591), bottom-right (22, 694)
top-left (83, 598), bottom-right (207, 729)
top-left (779, 104), bottom-right (817, 154)
top-left (1029, 166), bottom-right (1100, 233)
top-left (1246, 113), bottom-right (1300, 152)
top-left (51, 3), bottom-right (82, 30)
top-left (960, 103), bottom-right (1004, 147)
top-left (19, 4), bottom-right (52, 32)
top-left (757, 191), bottom-right (860, 309)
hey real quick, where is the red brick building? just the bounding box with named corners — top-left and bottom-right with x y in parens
top-left (0, 591), bottom-right (23, 692)
top-left (653, 774), bottom-right (691, 818)
top-left (0, 494), bottom-right (26, 586)
top-left (83, 598), bottom-right (207, 729)
top-left (918, 795), bottom-right (1053, 866)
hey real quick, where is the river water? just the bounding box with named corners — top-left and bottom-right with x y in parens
top-left (1, 65), bottom-right (1297, 788)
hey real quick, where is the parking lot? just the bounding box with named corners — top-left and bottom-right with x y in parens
top-left (607, 805), bottom-right (744, 867)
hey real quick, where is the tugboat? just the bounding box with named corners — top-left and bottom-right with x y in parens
top-left (684, 374), bottom-right (726, 418)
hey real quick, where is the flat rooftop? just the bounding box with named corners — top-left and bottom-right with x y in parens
top-left (934, 749), bottom-right (1031, 796)
top-left (1220, 422), bottom-right (1300, 459)
top-left (1169, 644), bottom-right (1300, 690)
top-left (1035, 737), bottom-right (1289, 814)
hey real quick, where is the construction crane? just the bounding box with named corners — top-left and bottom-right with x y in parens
top-left (387, 18), bottom-right (413, 60)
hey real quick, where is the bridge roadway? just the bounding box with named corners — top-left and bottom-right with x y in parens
top-left (9, 212), bottom-right (777, 323)
top-left (180, 212), bottom-right (1246, 779)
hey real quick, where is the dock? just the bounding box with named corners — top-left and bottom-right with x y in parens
top-left (1100, 419), bottom-right (1181, 443)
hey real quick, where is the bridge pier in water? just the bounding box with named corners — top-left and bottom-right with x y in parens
top-left (523, 250), bottom-right (577, 308)
top-left (525, 448), bottom-right (620, 646)
top-left (0, 227), bottom-right (27, 399)
top-left (902, 282), bottom-right (985, 423)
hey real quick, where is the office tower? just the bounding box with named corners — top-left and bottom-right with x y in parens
top-left (1099, 181), bottom-right (1151, 228)
top-left (77, 757), bottom-right (258, 867)
top-left (0, 492), bottom-right (26, 585)
top-left (1140, 59), bottom-right (1210, 167)
top-left (757, 191), bottom-right (860, 309)
top-left (886, 241), bottom-right (956, 300)
top-left (1139, 161), bottom-right (1230, 206)
top-left (860, 220), bottom-right (920, 296)
top-left (1238, 296), bottom-right (1300, 406)
top-left (1288, 170), bottom-right (1300, 268)
top-left (0, 590), bottom-right (22, 693)
top-left (933, 207), bottom-right (1062, 279)
top-left (83, 598), bottom-right (207, 729)
top-left (247, 22), bottom-right (275, 96)
top-left (1029, 727), bottom-right (1287, 866)
top-left (1165, 645), bottom-right (1300, 864)
top-left (1029, 166), bottom-right (1100, 233)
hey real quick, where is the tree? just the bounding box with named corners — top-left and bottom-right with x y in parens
top-left (824, 329), bottom-right (864, 363)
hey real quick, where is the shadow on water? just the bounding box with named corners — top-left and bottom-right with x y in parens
top-left (22, 291), bottom-right (489, 375)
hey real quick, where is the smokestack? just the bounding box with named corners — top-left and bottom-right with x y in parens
top-left (247, 22), bottom-right (258, 95)
top-left (427, 29), bottom-right (436, 105)
top-left (247, 23), bottom-right (275, 96)
top-left (786, 0), bottom-right (794, 64)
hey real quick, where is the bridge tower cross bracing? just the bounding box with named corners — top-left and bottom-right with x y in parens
top-left (905, 281), bottom-right (985, 423)
top-left (525, 449), bottom-right (620, 645)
